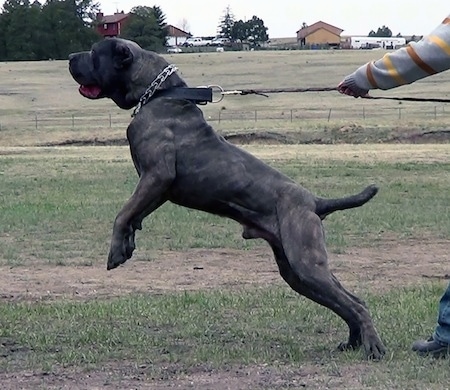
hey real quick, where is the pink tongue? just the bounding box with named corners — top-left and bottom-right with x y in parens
top-left (79, 85), bottom-right (102, 99)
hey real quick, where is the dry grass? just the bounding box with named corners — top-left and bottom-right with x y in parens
top-left (244, 143), bottom-right (450, 163)
top-left (1, 143), bottom-right (450, 164)
top-left (2, 49), bottom-right (449, 113)
top-left (1, 49), bottom-right (450, 147)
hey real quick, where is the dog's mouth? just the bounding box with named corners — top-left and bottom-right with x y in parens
top-left (79, 85), bottom-right (103, 99)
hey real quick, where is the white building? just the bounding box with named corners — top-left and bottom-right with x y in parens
top-left (342, 36), bottom-right (406, 49)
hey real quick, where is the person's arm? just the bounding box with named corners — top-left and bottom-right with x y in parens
top-left (338, 16), bottom-right (450, 97)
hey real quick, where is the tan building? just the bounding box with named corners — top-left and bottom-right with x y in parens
top-left (296, 21), bottom-right (344, 47)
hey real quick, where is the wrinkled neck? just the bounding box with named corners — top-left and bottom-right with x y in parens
top-left (127, 51), bottom-right (187, 105)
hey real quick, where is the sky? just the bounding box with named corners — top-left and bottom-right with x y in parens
top-left (98, 0), bottom-right (449, 38)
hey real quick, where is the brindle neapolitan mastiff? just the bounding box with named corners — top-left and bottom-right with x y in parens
top-left (69, 38), bottom-right (386, 360)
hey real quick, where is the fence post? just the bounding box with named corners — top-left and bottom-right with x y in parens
top-left (218, 110), bottom-right (221, 124)
top-left (290, 109), bottom-right (293, 122)
top-left (109, 113), bottom-right (112, 128)
top-left (254, 110), bottom-right (257, 122)
top-left (72, 114), bottom-right (75, 129)
top-left (327, 108), bottom-right (332, 122)
top-left (398, 108), bottom-right (402, 120)
top-left (35, 114), bottom-right (38, 129)
top-left (434, 106), bottom-right (437, 120)
top-left (363, 107), bottom-right (366, 120)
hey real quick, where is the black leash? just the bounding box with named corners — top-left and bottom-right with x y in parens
top-left (361, 95), bottom-right (450, 103)
top-left (234, 87), bottom-right (339, 97)
top-left (142, 84), bottom-right (450, 109)
top-left (226, 87), bottom-right (450, 103)
top-left (136, 65), bottom-right (450, 112)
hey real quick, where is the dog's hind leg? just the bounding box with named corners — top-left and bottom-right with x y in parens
top-left (274, 207), bottom-right (386, 360)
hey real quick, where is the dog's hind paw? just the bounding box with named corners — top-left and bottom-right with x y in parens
top-left (364, 341), bottom-right (386, 361)
top-left (338, 336), bottom-right (386, 361)
top-left (337, 341), bottom-right (359, 352)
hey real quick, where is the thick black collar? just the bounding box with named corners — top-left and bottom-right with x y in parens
top-left (152, 87), bottom-right (213, 105)
top-left (132, 64), bottom-right (214, 117)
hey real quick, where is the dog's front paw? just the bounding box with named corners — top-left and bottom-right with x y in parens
top-left (107, 247), bottom-right (127, 270)
top-left (107, 229), bottom-right (135, 270)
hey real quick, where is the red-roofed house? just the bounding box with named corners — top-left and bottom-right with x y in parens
top-left (296, 21), bottom-right (343, 47)
top-left (166, 25), bottom-right (191, 46)
top-left (96, 12), bottom-right (129, 38)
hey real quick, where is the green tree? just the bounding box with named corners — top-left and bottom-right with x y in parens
top-left (1, 0), bottom-right (42, 60)
top-left (231, 15), bottom-right (268, 45)
top-left (0, 0), bottom-right (100, 60)
top-left (40, 0), bottom-right (100, 59)
top-left (74, 0), bottom-right (99, 22)
top-left (230, 19), bottom-right (246, 41)
top-left (0, 12), bottom-right (5, 59)
top-left (217, 5), bottom-right (234, 39)
top-left (368, 25), bottom-right (392, 37)
top-left (120, 6), bottom-right (167, 51)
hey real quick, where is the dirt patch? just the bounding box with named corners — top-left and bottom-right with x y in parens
top-left (0, 248), bottom-right (280, 302)
top-left (39, 128), bottom-right (450, 148)
top-left (387, 129), bottom-right (450, 144)
top-left (39, 131), bottom-right (297, 147)
top-left (2, 144), bottom-right (449, 164)
top-left (224, 131), bottom-right (296, 145)
top-left (0, 362), bottom-right (375, 390)
top-left (0, 240), bottom-right (448, 303)
top-left (41, 137), bottom-right (128, 147)
top-left (1, 240), bottom-right (449, 389)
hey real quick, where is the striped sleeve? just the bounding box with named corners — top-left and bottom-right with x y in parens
top-left (344, 15), bottom-right (450, 92)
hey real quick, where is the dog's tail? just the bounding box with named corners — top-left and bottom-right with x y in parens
top-left (315, 184), bottom-right (378, 220)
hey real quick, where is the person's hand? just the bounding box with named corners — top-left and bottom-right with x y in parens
top-left (337, 80), bottom-right (370, 98)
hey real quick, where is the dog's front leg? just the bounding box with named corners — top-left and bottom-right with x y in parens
top-left (107, 173), bottom-right (171, 270)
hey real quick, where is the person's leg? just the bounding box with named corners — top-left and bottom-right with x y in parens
top-left (412, 282), bottom-right (450, 358)
top-left (434, 282), bottom-right (450, 345)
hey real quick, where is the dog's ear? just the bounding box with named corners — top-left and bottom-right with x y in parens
top-left (113, 41), bottom-right (134, 69)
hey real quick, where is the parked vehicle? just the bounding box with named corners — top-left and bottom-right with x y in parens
top-left (167, 46), bottom-right (183, 54)
top-left (211, 37), bottom-right (231, 47)
top-left (182, 37), bottom-right (212, 47)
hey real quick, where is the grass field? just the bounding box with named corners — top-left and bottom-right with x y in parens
top-left (0, 49), bottom-right (450, 389)
top-left (1, 49), bottom-right (450, 146)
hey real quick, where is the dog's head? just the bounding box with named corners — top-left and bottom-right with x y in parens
top-left (69, 38), bottom-right (184, 110)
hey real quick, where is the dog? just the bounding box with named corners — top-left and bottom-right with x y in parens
top-left (69, 38), bottom-right (386, 360)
